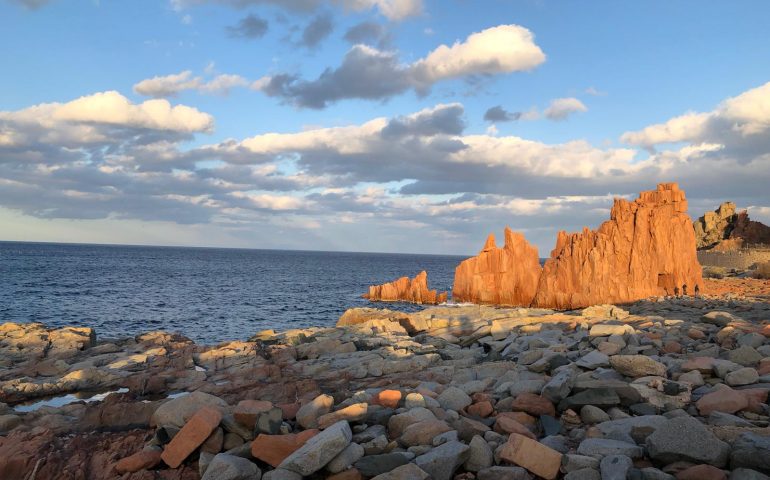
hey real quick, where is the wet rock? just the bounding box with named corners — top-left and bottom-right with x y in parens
top-left (201, 453), bottom-right (261, 480)
top-left (278, 420), bottom-right (352, 476)
top-left (414, 440), bottom-right (470, 480)
top-left (646, 415), bottom-right (730, 467)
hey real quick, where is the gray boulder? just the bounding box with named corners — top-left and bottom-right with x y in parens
top-left (414, 440), bottom-right (470, 480)
top-left (278, 420), bottom-right (352, 475)
top-left (646, 416), bottom-right (730, 467)
top-left (201, 454), bottom-right (261, 480)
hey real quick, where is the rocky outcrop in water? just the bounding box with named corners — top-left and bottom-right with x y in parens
top-left (452, 228), bottom-right (542, 306)
top-left (533, 183), bottom-right (703, 309)
top-left (363, 270), bottom-right (448, 305)
top-left (453, 183), bottom-right (703, 310)
top-left (694, 201), bottom-right (770, 250)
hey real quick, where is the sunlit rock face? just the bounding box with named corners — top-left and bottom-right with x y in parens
top-left (364, 270), bottom-right (448, 305)
top-left (694, 201), bottom-right (770, 250)
top-left (532, 183), bottom-right (703, 309)
top-left (452, 228), bottom-right (542, 306)
top-left (451, 183), bottom-right (703, 310)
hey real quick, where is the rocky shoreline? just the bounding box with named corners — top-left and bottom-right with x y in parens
top-left (1, 280), bottom-right (769, 479)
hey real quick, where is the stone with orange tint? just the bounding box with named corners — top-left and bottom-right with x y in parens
top-left (373, 390), bottom-right (402, 409)
top-left (233, 400), bottom-right (273, 428)
top-left (499, 433), bottom-right (562, 480)
top-left (160, 406), bottom-right (222, 468)
top-left (250, 430), bottom-right (319, 468)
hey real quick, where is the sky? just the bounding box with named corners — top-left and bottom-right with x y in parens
top-left (1, 0), bottom-right (770, 256)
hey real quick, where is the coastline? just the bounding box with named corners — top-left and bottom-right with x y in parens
top-left (1, 278), bottom-right (769, 479)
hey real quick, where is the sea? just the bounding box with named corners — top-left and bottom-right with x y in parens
top-left (0, 242), bottom-right (468, 344)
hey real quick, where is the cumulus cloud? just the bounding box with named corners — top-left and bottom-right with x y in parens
top-left (299, 13), bottom-right (333, 48)
top-left (133, 70), bottom-right (248, 98)
top-left (543, 97), bottom-right (588, 120)
top-left (255, 24), bottom-right (545, 108)
top-left (484, 106), bottom-right (521, 122)
top-left (343, 21), bottom-right (390, 48)
top-left (170, 0), bottom-right (423, 21)
top-left (226, 14), bottom-right (269, 39)
top-left (622, 81), bottom-right (770, 151)
top-left (3, 83), bottom-right (769, 254)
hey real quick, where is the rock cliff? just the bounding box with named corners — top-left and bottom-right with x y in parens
top-left (452, 183), bottom-right (704, 310)
top-left (363, 270), bottom-right (448, 305)
top-left (694, 201), bottom-right (770, 250)
top-left (452, 228), bottom-right (542, 306)
top-left (532, 183), bottom-right (703, 309)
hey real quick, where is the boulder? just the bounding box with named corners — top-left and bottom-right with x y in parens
top-left (609, 355), bottom-right (667, 378)
top-left (151, 391), bottom-right (227, 429)
top-left (499, 433), bottom-right (563, 479)
top-left (730, 432), bottom-right (770, 471)
top-left (296, 394), bottom-right (333, 429)
top-left (646, 416), bottom-right (730, 467)
top-left (201, 454), bottom-right (261, 480)
top-left (414, 441), bottom-right (470, 480)
top-left (251, 430), bottom-right (319, 468)
top-left (278, 420), bottom-right (352, 476)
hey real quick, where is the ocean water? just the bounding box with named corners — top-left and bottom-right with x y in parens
top-left (0, 242), bottom-right (467, 344)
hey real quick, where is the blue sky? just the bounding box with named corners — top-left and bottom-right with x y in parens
top-left (1, 0), bottom-right (770, 255)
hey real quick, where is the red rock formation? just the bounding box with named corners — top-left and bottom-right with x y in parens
top-left (730, 210), bottom-right (770, 246)
top-left (532, 183), bottom-right (703, 309)
top-left (452, 227), bottom-right (542, 306)
top-left (363, 270), bottom-right (448, 305)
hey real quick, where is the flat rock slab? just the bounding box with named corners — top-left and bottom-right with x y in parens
top-left (500, 432), bottom-right (562, 480)
top-left (161, 406), bottom-right (222, 468)
top-left (646, 415), bottom-right (730, 467)
top-left (251, 430), bottom-right (319, 468)
top-left (278, 420), bottom-right (352, 476)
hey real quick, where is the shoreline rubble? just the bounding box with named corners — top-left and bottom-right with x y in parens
top-left (1, 282), bottom-right (769, 479)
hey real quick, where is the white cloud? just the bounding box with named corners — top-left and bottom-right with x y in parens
top-left (255, 24), bottom-right (546, 108)
top-left (543, 97), bottom-right (588, 121)
top-left (133, 70), bottom-right (249, 98)
top-left (411, 25), bottom-right (545, 88)
top-left (621, 81), bottom-right (770, 148)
